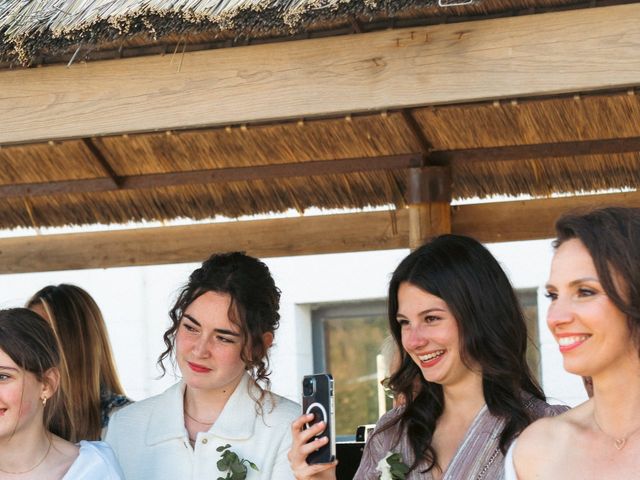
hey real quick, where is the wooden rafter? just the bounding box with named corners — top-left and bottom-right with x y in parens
top-left (0, 210), bottom-right (410, 273)
top-left (82, 138), bottom-right (120, 188)
top-left (429, 136), bottom-right (640, 165)
top-left (3, 133), bottom-right (640, 199)
top-left (401, 110), bottom-right (432, 156)
top-left (2, 190), bottom-right (638, 273)
top-left (0, 153), bottom-right (423, 199)
top-left (2, 3), bottom-right (640, 144)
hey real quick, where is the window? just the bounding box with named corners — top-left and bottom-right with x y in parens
top-left (518, 288), bottom-right (542, 384)
top-left (312, 301), bottom-right (387, 440)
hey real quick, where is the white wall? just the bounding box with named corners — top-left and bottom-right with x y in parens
top-left (0, 240), bottom-right (586, 407)
top-left (485, 241), bottom-right (586, 407)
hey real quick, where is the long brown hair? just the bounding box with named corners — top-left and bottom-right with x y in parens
top-left (27, 284), bottom-right (125, 441)
top-left (382, 235), bottom-right (544, 472)
top-left (0, 308), bottom-right (73, 440)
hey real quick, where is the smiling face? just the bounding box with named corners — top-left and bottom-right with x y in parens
top-left (0, 348), bottom-right (48, 441)
top-left (397, 282), bottom-right (479, 388)
top-left (175, 291), bottom-right (248, 394)
top-left (546, 238), bottom-right (636, 377)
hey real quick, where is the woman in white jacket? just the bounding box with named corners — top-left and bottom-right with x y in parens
top-left (106, 252), bottom-right (299, 480)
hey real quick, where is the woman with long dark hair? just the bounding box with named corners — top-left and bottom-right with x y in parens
top-left (507, 207), bottom-right (640, 479)
top-left (105, 252), bottom-right (299, 480)
top-left (290, 234), bottom-right (566, 479)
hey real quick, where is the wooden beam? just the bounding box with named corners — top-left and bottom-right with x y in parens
top-left (82, 138), bottom-right (120, 187)
top-left (3, 134), bottom-right (640, 198)
top-left (453, 190), bottom-right (640, 243)
top-left (4, 135), bottom-right (639, 199)
top-left (430, 136), bottom-right (640, 165)
top-left (0, 153), bottom-right (423, 199)
top-left (407, 167), bottom-right (452, 249)
top-left (409, 203), bottom-right (452, 249)
top-left (1, 190), bottom-right (639, 273)
top-left (120, 153), bottom-right (423, 189)
top-left (0, 178), bottom-right (118, 197)
top-left (401, 110), bottom-right (432, 155)
top-left (0, 210), bottom-right (409, 273)
top-left (3, 3), bottom-right (640, 144)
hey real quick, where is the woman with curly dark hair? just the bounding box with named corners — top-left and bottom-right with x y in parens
top-left (290, 234), bottom-right (566, 480)
top-left (106, 252), bottom-right (299, 480)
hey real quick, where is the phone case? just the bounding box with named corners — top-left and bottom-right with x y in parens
top-left (302, 373), bottom-right (336, 464)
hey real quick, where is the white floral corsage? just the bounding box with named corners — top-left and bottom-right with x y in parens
top-left (376, 451), bottom-right (410, 480)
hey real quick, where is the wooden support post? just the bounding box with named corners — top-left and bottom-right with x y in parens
top-left (407, 167), bottom-right (452, 250)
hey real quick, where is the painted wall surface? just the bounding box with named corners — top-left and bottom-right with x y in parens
top-left (0, 239), bottom-right (586, 408)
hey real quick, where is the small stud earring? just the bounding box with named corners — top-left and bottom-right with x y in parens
top-left (41, 396), bottom-right (47, 407)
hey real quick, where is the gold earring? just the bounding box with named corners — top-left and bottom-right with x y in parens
top-left (41, 396), bottom-right (47, 407)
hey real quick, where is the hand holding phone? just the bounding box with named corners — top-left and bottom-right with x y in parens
top-left (302, 374), bottom-right (336, 464)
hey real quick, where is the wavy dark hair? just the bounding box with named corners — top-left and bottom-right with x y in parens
top-left (554, 207), bottom-right (640, 350)
top-left (379, 234), bottom-right (544, 473)
top-left (0, 308), bottom-right (73, 440)
top-left (157, 252), bottom-right (281, 405)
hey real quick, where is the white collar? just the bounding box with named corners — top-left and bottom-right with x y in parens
top-left (146, 373), bottom-right (258, 445)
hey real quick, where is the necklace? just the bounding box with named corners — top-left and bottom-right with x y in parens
top-left (593, 413), bottom-right (640, 450)
top-left (183, 389), bottom-right (216, 426)
top-left (184, 408), bottom-right (214, 425)
top-left (0, 435), bottom-right (52, 475)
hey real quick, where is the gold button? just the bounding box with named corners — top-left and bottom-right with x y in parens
top-left (201, 438), bottom-right (208, 444)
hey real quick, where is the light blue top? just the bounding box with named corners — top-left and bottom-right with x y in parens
top-left (63, 441), bottom-right (124, 480)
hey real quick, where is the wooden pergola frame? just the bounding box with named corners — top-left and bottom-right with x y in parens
top-left (1, 2), bottom-right (639, 273)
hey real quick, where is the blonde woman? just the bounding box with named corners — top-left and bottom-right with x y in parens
top-left (27, 284), bottom-right (131, 440)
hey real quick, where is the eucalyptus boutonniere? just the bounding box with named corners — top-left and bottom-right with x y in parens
top-left (376, 451), bottom-right (410, 480)
top-left (216, 444), bottom-right (259, 480)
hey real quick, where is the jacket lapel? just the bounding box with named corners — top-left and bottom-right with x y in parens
top-left (146, 382), bottom-right (189, 445)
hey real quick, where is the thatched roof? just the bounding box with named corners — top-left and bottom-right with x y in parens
top-left (0, 0), bottom-right (637, 235)
top-left (1, 89), bottom-right (638, 229)
top-left (0, 0), bottom-right (590, 66)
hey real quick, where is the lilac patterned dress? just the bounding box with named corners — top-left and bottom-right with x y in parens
top-left (354, 394), bottom-right (568, 480)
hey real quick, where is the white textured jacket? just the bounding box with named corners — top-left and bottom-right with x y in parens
top-left (105, 374), bottom-right (300, 480)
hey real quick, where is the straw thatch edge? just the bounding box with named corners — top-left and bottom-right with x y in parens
top-left (0, 0), bottom-right (439, 66)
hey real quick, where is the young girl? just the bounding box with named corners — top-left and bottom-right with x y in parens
top-left (507, 207), bottom-right (640, 478)
top-left (290, 234), bottom-right (566, 479)
top-left (0, 308), bottom-right (124, 479)
top-left (27, 284), bottom-right (131, 440)
top-left (105, 252), bottom-right (299, 479)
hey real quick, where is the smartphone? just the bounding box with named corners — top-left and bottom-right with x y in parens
top-left (302, 373), bottom-right (336, 464)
